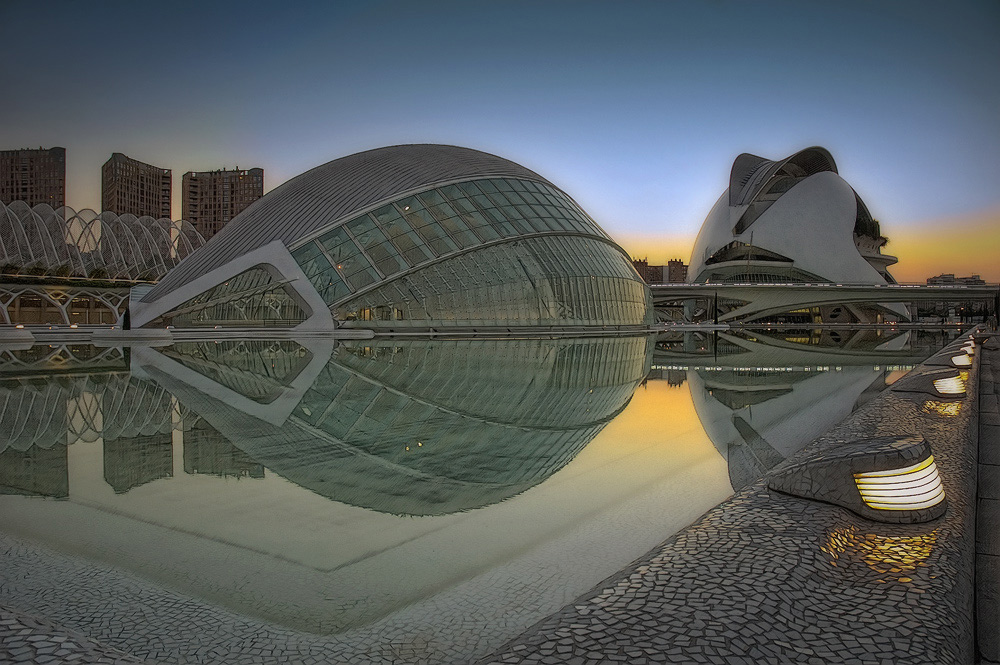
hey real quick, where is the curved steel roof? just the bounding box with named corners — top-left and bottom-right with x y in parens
top-left (729, 146), bottom-right (837, 207)
top-left (145, 144), bottom-right (554, 303)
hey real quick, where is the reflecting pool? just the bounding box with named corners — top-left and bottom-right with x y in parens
top-left (0, 328), bottom-right (961, 661)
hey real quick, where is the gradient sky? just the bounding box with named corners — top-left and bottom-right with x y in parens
top-left (3, 0), bottom-right (998, 279)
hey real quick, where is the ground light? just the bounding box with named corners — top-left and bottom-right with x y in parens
top-left (768, 435), bottom-right (947, 523)
top-left (854, 456), bottom-right (945, 511)
top-left (891, 367), bottom-right (969, 401)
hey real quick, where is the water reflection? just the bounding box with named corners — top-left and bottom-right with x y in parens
top-left (651, 327), bottom-right (961, 491)
top-left (135, 335), bottom-right (653, 515)
top-left (0, 328), bottom-right (953, 644)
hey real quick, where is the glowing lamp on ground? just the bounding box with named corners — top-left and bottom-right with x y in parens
top-left (951, 354), bottom-right (972, 367)
top-left (854, 456), bottom-right (945, 511)
top-left (892, 367), bottom-right (968, 402)
top-left (932, 374), bottom-right (966, 396)
top-left (768, 435), bottom-right (946, 523)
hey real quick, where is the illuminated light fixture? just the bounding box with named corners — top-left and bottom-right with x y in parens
top-left (15, 324), bottom-right (24, 329)
top-left (854, 456), bottom-right (945, 511)
top-left (951, 354), bottom-right (972, 367)
top-left (932, 375), bottom-right (966, 396)
top-left (891, 367), bottom-right (968, 401)
top-left (768, 435), bottom-right (946, 523)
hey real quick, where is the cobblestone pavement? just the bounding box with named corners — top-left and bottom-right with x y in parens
top-left (479, 335), bottom-right (980, 665)
top-left (0, 607), bottom-right (145, 664)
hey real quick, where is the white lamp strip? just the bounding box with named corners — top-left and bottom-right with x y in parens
top-left (854, 457), bottom-right (945, 511)
top-left (933, 375), bottom-right (966, 395)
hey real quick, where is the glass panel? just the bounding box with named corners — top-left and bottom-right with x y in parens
top-left (371, 207), bottom-right (433, 266)
top-left (347, 215), bottom-right (404, 277)
top-left (400, 206), bottom-right (458, 256)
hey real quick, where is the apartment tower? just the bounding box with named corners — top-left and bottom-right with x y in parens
top-left (0, 147), bottom-right (66, 207)
top-left (182, 167), bottom-right (263, 239)
top-left (102, 153), bottom-right (171, 218)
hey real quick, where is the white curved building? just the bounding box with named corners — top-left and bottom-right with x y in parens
top-left (688, 147), bottom-right (897, 286)
top-left (132, 144), bottom-right (651, 331)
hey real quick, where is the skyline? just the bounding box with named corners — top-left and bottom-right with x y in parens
top-left (3, 0), bottom-right (999, 279)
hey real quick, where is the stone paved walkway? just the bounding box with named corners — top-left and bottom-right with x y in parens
top-left (479, 334), bottom-right (980, 665)
top-left (0, 606), bottom-right (145, 664)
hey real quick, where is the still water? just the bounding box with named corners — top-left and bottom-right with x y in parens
top-left (0, 328), bottom-right (959, 656)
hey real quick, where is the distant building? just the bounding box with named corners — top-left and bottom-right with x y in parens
top-left (666, 258), bottom-right (688, 283)
top-left (631, 258), bottom-right (659, 283)
top-left (102, 153), bottom-right (171, 218)
top-left (631, 258), bottom-right (687, 284)
top-left (182, 167), bottom-right (264, 239)
top-left (927, 273), bottom-right (986, 285)
top-left (0, 146), bottom-right (65, 207)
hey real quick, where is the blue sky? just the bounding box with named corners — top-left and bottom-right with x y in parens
top-left (3, 0), bottom-right (998, 272)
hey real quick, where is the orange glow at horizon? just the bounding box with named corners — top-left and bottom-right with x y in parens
top-left (616, 207), bottom-right (1000, 283)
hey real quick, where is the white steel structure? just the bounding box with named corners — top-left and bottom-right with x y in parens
top-left (0, 201), bottom-right (205, 281)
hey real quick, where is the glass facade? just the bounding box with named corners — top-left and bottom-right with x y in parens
top-left (153, 265), bottom-right (308, 328)
top-left (288, 177), bottom-right (649, 328)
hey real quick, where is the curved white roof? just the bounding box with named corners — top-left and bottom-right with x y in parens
top-left (144, 145), bottom-right (555, 303)
top-left (689, 147), bottom-right (892, 285)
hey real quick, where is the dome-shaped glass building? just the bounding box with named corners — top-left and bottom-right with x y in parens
top-left (132, 145), bottom-right (652, 330)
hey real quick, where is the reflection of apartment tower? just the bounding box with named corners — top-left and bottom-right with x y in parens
top-left (182, 168), bottom-right (263, 239)
top-left (101, 153), bottom-right (171, 218)
top-left (0, 147), bottom-right (66, 207)
top-left (103, 436), bottom-right (173, 493)
top-left (0, 445), bottom-right (69, 498)
top-left (183, 422), bottom-right (264, 478)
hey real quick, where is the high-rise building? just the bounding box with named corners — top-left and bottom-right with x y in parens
top-left (101, 153), bottom-right (171, 218)
top-left (666, 258), bottom-right (688, 283)
top-left (0, 147), bottom-right (66, 207)
top-left (182, 167), bottom-right (263, 239)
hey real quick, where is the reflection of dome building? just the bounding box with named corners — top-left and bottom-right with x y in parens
top-left (688, 147), bottom-right (897, 286)
top-left (132, 145), bottom-right (651, 330)
top-left (140, 335), bottom-right (652, 515)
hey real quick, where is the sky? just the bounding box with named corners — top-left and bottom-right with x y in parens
top-left (2, 0), bottom-right (998, 280)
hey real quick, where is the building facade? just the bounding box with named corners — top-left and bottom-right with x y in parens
top-left (927, 273), bottom-right (986, 286)
top-left (182, 168), bottom-right (264, 239)
top-left (101, 153), bottom-right (171, 218)
top-left (666, 258), bottom-right (688, 283)
top-left (0, 147), bottom-right (65, 207)
top-left (132, 144), bottom-right (652, 331)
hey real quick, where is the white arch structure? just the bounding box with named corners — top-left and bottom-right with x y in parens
top-left (0, 201), bottom-right (205, 281)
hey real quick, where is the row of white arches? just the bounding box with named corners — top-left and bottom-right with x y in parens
top-left (0, 201), bottom-right (206, 281)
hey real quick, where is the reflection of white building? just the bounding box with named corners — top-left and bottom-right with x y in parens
top-left (688, 147), bottom-right (897, 286)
